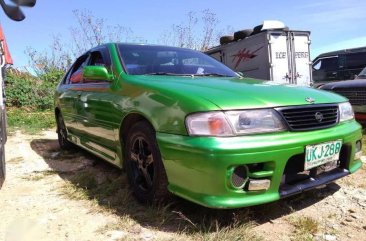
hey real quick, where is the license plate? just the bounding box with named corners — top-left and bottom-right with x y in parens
top-left (305, 140), bottom-right (342, 170)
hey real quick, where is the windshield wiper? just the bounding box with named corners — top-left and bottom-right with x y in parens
top-left (145, 72), bottom-right (190, 76)
top-left (194, 73), bottom-right (233, 77)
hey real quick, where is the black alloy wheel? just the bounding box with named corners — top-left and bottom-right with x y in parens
top-left (125, 121), bottom-right (169, 204)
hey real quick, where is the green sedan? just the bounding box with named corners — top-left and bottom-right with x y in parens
top-left (54, 43), bottom-right (363, 209)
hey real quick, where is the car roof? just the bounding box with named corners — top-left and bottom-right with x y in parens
top-left (314, 46), bottom-right (366, 61)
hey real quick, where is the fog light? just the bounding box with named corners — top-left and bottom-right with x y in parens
top-left (248, 179), bottom-right (271, 191)
top-left (231, 165), bottom-right (248, 189)
top-left (355, 140), bottom-right (362, 160)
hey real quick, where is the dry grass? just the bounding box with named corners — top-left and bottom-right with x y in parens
top-left (57, 169), bottom-right (263, 240)
top-left (45, 142), bottom-right (267, 241)
top-left (191, 221), bottom-right (262, 241)
top-left (22, 170), bottom-right (58, 181)
top-left (289, 216), bottom-right (319, 241)
top-left (7, 156), bottom-right (24, 164)
top-left (60, 181), bottom-right (91, 201)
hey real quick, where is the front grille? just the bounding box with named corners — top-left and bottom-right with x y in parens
top-left (277, 104), bottom-right (339, 131)
top-left (332, 88), bottom-right (366, 106)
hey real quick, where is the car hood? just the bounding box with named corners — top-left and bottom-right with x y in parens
top-left (320, 78), bottom-right (366, 90)
top-left (128, 75), bottom-right (347, 110)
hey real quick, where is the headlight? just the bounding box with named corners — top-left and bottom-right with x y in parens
top-left (225, 109), bottom-right (286, 135)
top-left (185, 112), bottom-right (234, 136)
top-left (186, 109), bottom-right (286, 136)
top-left (339, 102), bottom-right (354, 122)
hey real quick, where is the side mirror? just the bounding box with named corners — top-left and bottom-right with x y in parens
top-left (236, 72), bottom-right (244, 77)
top-left (354, 75), bottom-right (358, 79)
top-left (83, 66), bottom-right (112, 82)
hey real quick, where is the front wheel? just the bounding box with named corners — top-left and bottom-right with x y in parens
top-left (124, 121), bottom-right (169, 204)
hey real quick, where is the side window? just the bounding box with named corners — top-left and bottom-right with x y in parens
top-left (82, 48), bottom-right (112, 83)
top-left (89, 51), bottom-right (105, 67)
top-left (88, 48), bottom-right (111, 68)
top-left (61, 67), bottom-right (73, 85)
top-left (345, 52), bottom-right (366, 70)
top-left (69, 55), bottom-right (89, 84)
top-left (313, 57), bottom-right (338, 71)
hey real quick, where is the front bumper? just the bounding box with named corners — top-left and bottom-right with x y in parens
top-left (157, 120), bottom-right (362, 209)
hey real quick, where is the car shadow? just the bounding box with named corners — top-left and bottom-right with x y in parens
top-left (30, 138), bottom-right (340, 234)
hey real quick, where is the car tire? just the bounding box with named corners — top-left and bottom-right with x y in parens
top-left (124, 121), bottom-right (169, 204)
top-left (250, 24), bottom-right (263, 36)
top-left (234, 29), bottom-right (253, 40)
top-left (56, 113), bottom-right (73, 150)
top-left (220, 35), bottom-right (234, 45)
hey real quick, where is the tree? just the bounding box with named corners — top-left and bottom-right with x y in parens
top-left (25, 9), bottom-right (140, 76)
top-left (159, 9), bottom-right (230, 51)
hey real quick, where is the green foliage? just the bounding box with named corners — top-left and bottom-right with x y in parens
top-left (7, 108), bottom-right (55, 134)
top-left (5, 68), bottom-right (64, 110)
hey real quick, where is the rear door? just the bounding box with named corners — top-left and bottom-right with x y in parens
top-left (58, 54), bottom-right (89, 136)
top-left (291, 32), bottom-right (312, 86)
top-left (268, 32), bottom-right (291, 84)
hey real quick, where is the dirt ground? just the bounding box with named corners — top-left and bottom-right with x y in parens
top-left (0, 130), bottom-right (366, 241)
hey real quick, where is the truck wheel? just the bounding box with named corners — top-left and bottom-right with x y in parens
top-left (56, 113), bottom-right (72, 150)
top-left (220, 35), bottom-right (234, 45)
top-left (234, 29), bottom-right (253, 40)
top-left (124, 121), bottom-right (169, 204)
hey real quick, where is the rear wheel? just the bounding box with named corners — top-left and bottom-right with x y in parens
top-left (56, 113), bottom-right (72, 150)
top-left (124, 121), bottom-right (169, 204)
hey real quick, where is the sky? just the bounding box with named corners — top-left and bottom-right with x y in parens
top-left (1, 0), bottom-right (366, 69)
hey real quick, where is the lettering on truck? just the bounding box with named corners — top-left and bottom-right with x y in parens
top-left (275, 52), bottom-right (309, 59)
top-left (295, 52), bottom-right (309, 58)
top-left (275, 52), bottom-right (287, 59)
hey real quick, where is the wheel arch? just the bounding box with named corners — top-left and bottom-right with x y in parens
top-left (119, 112), bottom-right (156, 148)
top-left (118, 113), bottom-right (156, 168)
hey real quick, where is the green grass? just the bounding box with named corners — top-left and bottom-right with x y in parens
top-left (7, 107), bottom-right (55, 134)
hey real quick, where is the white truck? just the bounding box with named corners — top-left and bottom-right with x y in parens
top-left (205, 21), bottom-right (313, 86)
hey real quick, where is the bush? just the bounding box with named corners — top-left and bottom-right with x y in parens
top-left (7, 108), bottom-right (55, 134)
top-left (5, 68), bottom-right (64, 110)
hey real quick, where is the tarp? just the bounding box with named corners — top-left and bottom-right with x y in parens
top-left (0, 24), bottom-right (12, 65)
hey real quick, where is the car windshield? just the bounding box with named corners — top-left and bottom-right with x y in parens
top-left (358, 67), bottom-right (366, 78)
top-left (117, 44), bottom-right (237, 77)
